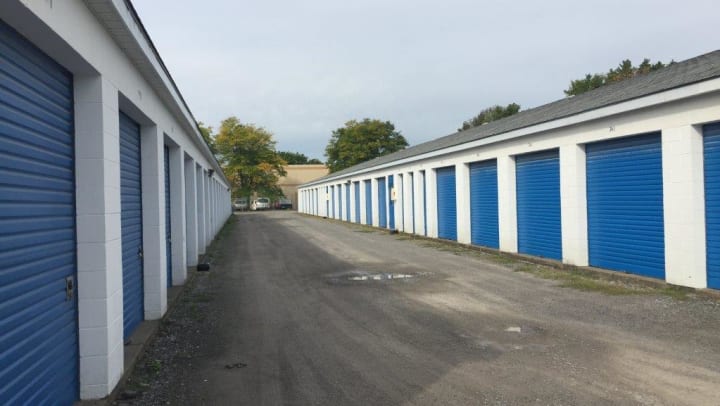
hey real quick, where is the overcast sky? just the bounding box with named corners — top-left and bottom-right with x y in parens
top-left (133, 0), bottom-right (718, 160)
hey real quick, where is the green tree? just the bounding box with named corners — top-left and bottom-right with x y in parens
top-left (325, 119), bottom-right (408, 173)
top-left (278, 151), bottom-right (309, 164)
top-left (459, 103), bottom-right (521, 131)
top-left (197, 121), bottom-right (216, 154)
top-left (214, 116), bottom-right (287, 200)
top-left (565, 58), bottom-right (672, 96)
top-left (277, 151), bottom-right (325, 165)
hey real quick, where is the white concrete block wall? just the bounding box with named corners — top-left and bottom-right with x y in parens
top-left (349, 182), bottom-right (356, 222)
top-left (197, 167), bottom-right (206, 254)
top-left (426, 169), bottom-right (439, 238)
top-left (74, 75), bottom-right (124, 399)
top-left (497, 155), bottom-right (518, 253)
top-left (169, 146), bottom-right (187, 285)
top-left (560, 144), bottom-right (588, 266)
top-left (140, 124), bottom-right (168, 320)
top-left (185, 157), bottom-right (198, 267)
top-left (662, 125), bottom-right (707, 288)
top-left (416, 171), bottom-right (426, 236)
top-left (403, 172), bottom-right (413, 233)
top-left (456, 163), bottom-right (471, 244)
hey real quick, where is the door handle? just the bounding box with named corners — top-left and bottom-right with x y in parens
top-left (65, 276), bottom-right (74, 301)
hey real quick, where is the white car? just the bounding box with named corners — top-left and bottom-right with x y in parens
top-left (252, 197), bottom-right (271, 211)
top-left (233, 198), bottom-right (248, 211)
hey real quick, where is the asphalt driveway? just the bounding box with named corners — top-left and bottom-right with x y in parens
top-left (120, 210), bottom-right (720, 405)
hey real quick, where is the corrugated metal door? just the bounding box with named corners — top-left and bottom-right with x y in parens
top-left (587, 133), bottom-right (664, 279)
top-left (120, 112), bottom-right (144, 338)
top-left (0, 20), bottom-right (78, 405)
top-left (436, 166), bottom-right (457, 240)
top-left (388, 175), bottom-right (395, 230)
top-left (470, 160), bottom-right (499, 248)
top-left (164, 146), bottom-right (172, 288)
top-left (516, 149), bottom-right (561, 260)
top-left (354, 182), bottom-right (360, 223)
top-left (365, 180), bottom-right (373, 225)
top-left (705, 123), bottom-right (720, 289)
top-left (378, 178), bottom-right (387, 228)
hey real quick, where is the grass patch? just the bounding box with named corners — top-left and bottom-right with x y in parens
top-left (398, 234), bottom-right (694, 299)
top-left (513, 264), bottom-right (691, 298)
top-left (147, 359), bottom-right (162, 375)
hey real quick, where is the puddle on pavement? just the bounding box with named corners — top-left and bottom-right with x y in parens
top-left (348, 273), bottom-right (415, 281)
top-left (326, 269), bottom-right (424, 285)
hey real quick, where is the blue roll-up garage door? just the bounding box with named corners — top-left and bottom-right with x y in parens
top-left (470, 160), bottom-right (499, 248)
top-left (365, 180), bottom-right (373, 225)
top-left (705, 123), bottom-right (720, 289)
top-left (0, 20), bottom-right (78, 405)
top-left (378, 178), bottom-right (387, 228)
top-left (164, 146), bottom-right (172, 288)
top-left (587, 133), bottom-right (664, 279)
top-left (516, 150), bottom-right (561, 260)
top-left (354, 182), bottom-right (360, 223)
top-left (436, 166), bottom-right (457, 240)
top-left (120, 112), bottom-right (144, 339)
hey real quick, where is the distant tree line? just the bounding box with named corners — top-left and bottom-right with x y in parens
top-left (564, 58), bottom-right (672, 96)
top-left (457, 58), bottom-right (672, 132)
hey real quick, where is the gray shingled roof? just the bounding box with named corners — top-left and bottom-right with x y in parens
top-left (306, 50), bottom-right (720, 186)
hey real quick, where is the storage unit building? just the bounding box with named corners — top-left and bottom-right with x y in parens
top-left (299, 50), bottom-right (720, 292)
top-left (0, 2), bottom-right (233, 401)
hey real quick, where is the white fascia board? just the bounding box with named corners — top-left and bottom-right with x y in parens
top-left (301, 77), bottom-right (720, 188)
top-left (96, 0), bottom-right (229, 186)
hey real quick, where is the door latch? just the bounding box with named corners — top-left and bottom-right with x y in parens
top-left (65, 276), bottom-right (74, 301)
top-left (138, 247), bottom-right (144, 259)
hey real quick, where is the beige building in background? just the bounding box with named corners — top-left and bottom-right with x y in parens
top-left (278, 165), bottom-right (329, 209)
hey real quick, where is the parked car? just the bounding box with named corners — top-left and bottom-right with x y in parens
top-left (277, 198), bottom-right (293, 210)
top-left (233, 198), bottom-right (248, 211)
top-left (252, 197), bottom-right (271, 211)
